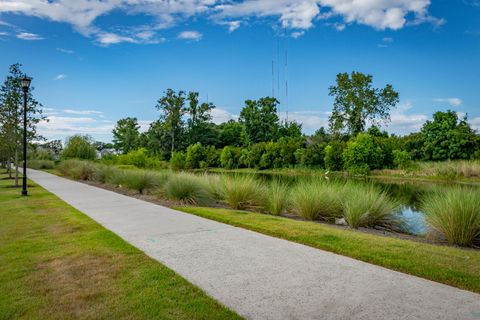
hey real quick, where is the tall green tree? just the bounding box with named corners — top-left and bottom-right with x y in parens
top-left (421, 110), bottom-right (477, 161)
top-left (328, 72), bottom-right (399, 136)
top-left (112, 117), bottom-right (140, 153)
top-left (185, 92), bottom-right (218, 146)
top-left (239, 97), bottom-right (279, 144)
top-left (155, 89), bottom-right (186, 155)
top-left (0, 63), bottom-right (45, 185)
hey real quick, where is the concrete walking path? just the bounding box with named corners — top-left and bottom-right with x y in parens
top-left (28, 169), bottom-right (480, 320)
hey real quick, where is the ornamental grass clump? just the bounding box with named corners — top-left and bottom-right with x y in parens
top-left (422, 188), bottom-right (480, 246)
top-left (289, 180), bottom-right (343, 221)
top-left (69, 161), bottom-right (97, 181)
top-left (28, 159), bottom-right (55, 170)
top-left (121, 170), bottom-right (158, 194)
top-left (163, 172), bottom-right (213, 205)
top-left (342, 183), bottom-right (401, 229)
top-left (264, 180), bottom-right (289, 215)
top-left (94, 164), bottom-right (121, 184)
top-left (57, 159), bottom-right (83, 176)
top-left (221, 175), bottom-right (265, 210)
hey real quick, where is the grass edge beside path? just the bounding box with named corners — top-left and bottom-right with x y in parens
top-left (0, 175), bottom-right (242, 320)
top-left (177, 206), bottom-right (480, 294)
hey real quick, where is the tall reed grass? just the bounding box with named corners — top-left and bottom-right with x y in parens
top-left (163, 172), bottom-right (213, 205)
top-left (422, 188), bottom-right (480, 246)
top-left (264, 180), bottom-right (289, 215)
top-left (289, 180), bottom-right (344, 221)
top-left (342, 183), bottom-right (401, 229)
top-left (28, 159), bottom-right (55, 170)
top-left (120, 170), bottom-right (158, 194)
top-left (221, 175), bottom-right (265, 210)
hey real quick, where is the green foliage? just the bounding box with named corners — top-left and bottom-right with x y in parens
top-left (218, 120), bottom-right (244, 147)
top-left (343, 183), bottom-right (401, 229)
top-left (343, 133), bottom-right (383, 175)
top-left (185, 143), bottom-right (205, 169)
top-left (422, 188), bottom-right (480, 246)
top-left (289, 180), bottom-right (344, 221)
top-left (296, 143), bottom-right (326, 167)
top-left (239, 97), bottom-right (279, 144)
top-left (221, 175), bottom-right (266, 210)
top-left (328, 71), bottom-right (399, 135)
top-left (112, 117), bottom-right (140, 154)
top-left (421, 110), bottom-right (477, 161)
top-left (70, 161), bottom-right (97, 181)
top-left (220, 146), bottom-right (241, 169)
top-left (393, 150), bottom-right (412, 169)
top-left (324, 141), bottom-right (346, 171)
top-left (163, 172), bottom-right (213, 205)
top-left (278, 120), bottom-right (303, 139)
top-left (115, 148), bottom-right (162, 168)
top-left (170, 151), bottom-right (186, 170)
top-left (62, 135), bottom-right (97, 160)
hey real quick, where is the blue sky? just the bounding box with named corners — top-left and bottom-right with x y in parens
top-left (0, 0), bottom-right (479, 142)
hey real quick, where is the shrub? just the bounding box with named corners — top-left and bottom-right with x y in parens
top-left (221, 175), bottom-right (265, 210)
top-left (296, 143), bottom-right (326, 168)
top-left (289, 180), bottom-right (344, 221)
top-left (28, 159), bottom-right (54, 170)
top-left (324, 141), bottom-right (345, 171)
top-left (264, 180), bottom-right (289, 215)
top-left (170, 151), bottom-right (186, 170)
top-left (342, 183), bottom-right (401, 229)
top-left (220, 146), bottom-right (241, 169)
top-left (185, 143), bottom-right (205, 169)
top-left (163, 172), bottom-right (213, 205)
top-left (343, 133), bottom-right (383, 175)
top-left (62, 135), bottom-right (96, 160)
top-left (422, 188), bottom-right (480, 246)
top-left (393, 150), bottom-right (412, 170)
top-left (121, 170), bottom-right (158, 194)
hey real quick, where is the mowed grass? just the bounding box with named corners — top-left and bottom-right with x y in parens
top-left (177, 206), bottom-right (480, 293)
top-left (0, 174), bottom-right (241, 320)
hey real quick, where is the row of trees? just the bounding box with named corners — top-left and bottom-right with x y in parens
top-left (105, 71), bottom-right (479, 173)
top-left (0, 64), bottom-right (45, 186)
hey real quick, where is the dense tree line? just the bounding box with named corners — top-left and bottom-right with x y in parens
top-left (103, 71), bottom-right (480, 173)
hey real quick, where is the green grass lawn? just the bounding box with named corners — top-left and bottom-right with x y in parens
top-left (0, 174), bottom-right (241, 320)
top-left (178, 207), bottom-right (480, 293)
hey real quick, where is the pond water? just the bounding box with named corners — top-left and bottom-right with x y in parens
top-left (213, 170), bottom-right (480, 236)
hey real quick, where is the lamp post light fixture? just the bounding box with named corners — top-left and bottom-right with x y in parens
top-left (20, 76), bottom-right (31, 196)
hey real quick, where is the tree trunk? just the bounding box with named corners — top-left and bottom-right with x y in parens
top-left (8, 157), bottom-right (12, 178)
top-left (14, 143), bottom-right (19, 187)
top-left (171, 131), bottom-right (175, 155)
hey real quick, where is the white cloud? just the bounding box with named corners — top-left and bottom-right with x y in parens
top-left (433, 98), bottom-right (463, 107)
top-left (63, 109), bottom-right (103, 115)
top-left (388, 101), bottom-right (428, 134)
top-left (0, 0), bottom-right (441, 44)
top-left (54, 74), bottom-right (66, 81)
top-left (96, 32), bottom-right (137, 45)
top-left (383, 37), bottom-right (393, 43)
top-left (211, 108), bottom-right (237, 124)
top-left (56, 47), bottom-right (74, 54)
top-left (178, 30), bottom-right (203, 41)
top-left (291, 31), bottom-right (305, 39)
top-left (16, 32), bottom-right (43, 40)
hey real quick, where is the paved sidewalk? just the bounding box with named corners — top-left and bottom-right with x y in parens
top-left (29, 169), bottom-right (480, 320)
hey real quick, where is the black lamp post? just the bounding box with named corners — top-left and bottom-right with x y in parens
top-left (20, 76), bottom-right (31, 196)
